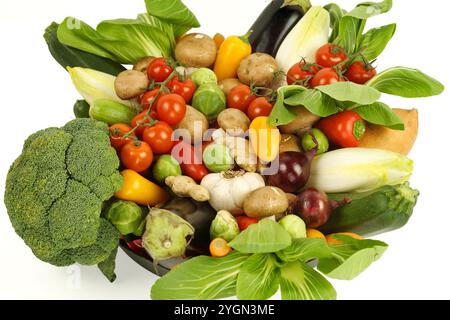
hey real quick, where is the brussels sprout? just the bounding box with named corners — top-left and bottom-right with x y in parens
top-left (210, 210), bottom-right (240, 242)
top-left (142, 208), bottom-right (195, 262)
top-left (191, 68), bottom-right (218, 87)
top-left (192, 83), bottom-right (226, 121)
top-left (105, 200), bottom-right (145, 235)
top-left (153, 155), bottom-right (182, 183)
top-left (279, 215), bottom-right (307, 239)
top-left (203, 143), bottom-right (234, 173)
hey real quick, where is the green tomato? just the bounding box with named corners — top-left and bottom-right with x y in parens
top-left (192, 83), bottom-right (226, 121)
top-left (203, 143), bottom-right (234, 173)
top-left (73, 100), bottom-right (90, 118)
top-left (279, 215), bottom-right (307, 239)
top-left (152, 155), bottom-right (182, 183)
top-left (105, 201), bottom-right (144, 235)
top-left (191, 68), bottom-right (218, 87)
top-left (302, 129), bottom-right (329, 155)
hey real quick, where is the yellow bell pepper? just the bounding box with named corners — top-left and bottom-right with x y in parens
top-left (249, 116), bottom-right (280, 163)
top-left (213, 32), bottom-right (252, 81)
top-left (115, 170), bottom-right (169, 206)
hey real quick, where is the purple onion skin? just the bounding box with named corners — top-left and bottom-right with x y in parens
top-left (293, 188), bottom-right (332, 228)
top-left (267, 151), bottom-right (315, 193)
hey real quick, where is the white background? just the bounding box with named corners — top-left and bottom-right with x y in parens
top-left (0, 0), bottom-right (448, 300)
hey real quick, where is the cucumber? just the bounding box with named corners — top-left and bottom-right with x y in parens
top-left (44, 22), bottom-right (125, 76)
top-left (89, 99), bottom-right (137, 125)
top-left (320, 183), bottom-right (419, 237)
top-left (73, 100), bottom-right (90, 118)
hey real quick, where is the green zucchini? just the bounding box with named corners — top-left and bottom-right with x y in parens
top-left (89, 99), bottom-right (137, 125)
top-left (320, 183), bottom-right (419, 237)
top-left (44, 22), bottom-right (125, 76)
top-left (73, 100), bottom-right (90, 118)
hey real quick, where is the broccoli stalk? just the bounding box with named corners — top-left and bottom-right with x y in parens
top-left (4, 119), bottom-right (123, 281)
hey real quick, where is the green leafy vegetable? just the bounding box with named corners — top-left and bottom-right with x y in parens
top-left (276, 238), bottom-right (332, 263)
top-left (316, 82), bottom-right (381, 105)
top-left (280, 261), bottom-right (336, 300)
top-left (284, 88), bottom-right (340, 117)
top-left (229, 219), bottom-right (292, 253)
top-left (345, 0), bottom-right (393, 19)
top-left (367, 67), bottom-right (445, 98)
top-left (318, 235), bottom-right (388, 280)
top-left (334, 16), bottom-right (364, 53)
top-left (151, 252), bottom-right (248, 300)
top-left (354, 102), bottom-right (405, 130)
top-left (44, 22), bottom-right (125, 76)
top-left (324, 3), bottom-right (345, 42)
top-left (358, 24), bottom-right (396, 61)
top-left (236, 254), bottom-right (280, 300)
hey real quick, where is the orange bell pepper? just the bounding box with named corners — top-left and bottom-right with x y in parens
top-left (115, 169), bottom-right (169, 206)
top-left (214, 32), bottom-right (252, 81)
top-left (249, 116), bottom-right (280, 163)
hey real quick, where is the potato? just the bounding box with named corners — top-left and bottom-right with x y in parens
top-left (244, 186), bottom-right (289, 218)
top-left (238, 53), bottom-right (279, 87)
top-left (359, 108), bottom-right (419, 155)
top-left (279, 107), bottom-right (320, 135)
top-left (219, 78), bottom-right (242, 96)
top-left (279, 134), bottom-right (301, 153)
top-left (133, 56), bottom-right (155, 73)
top-left (175, 105), bottom-right (209, 143)
top-left (217, 109), bottom-right (250, 136)
top-left (175, 33), bottom-right (217, 68)
top-left (114, 70), bottom-right (149, 100)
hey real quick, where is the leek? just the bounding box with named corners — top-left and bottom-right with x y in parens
top-left (307, 148), bottom-right (414, 193)
top-left (276, 6), bottom-right (330, 72)
top-left (67, 67), bottom-right (138, 109)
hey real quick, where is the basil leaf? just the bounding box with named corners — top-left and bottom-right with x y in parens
top-left (346, 0), bottom-right (393, 19)
top-left (367, 67), bottom-right (445, 98)
top-left (324, 3), bottom-right (345, 42)
top-left (354, 102), bottom-right (405, 130)
top-left (280, 261), bottom-right (337, 300)
top-left (318, 235), bottom-right (388, 280)
top-left (236, 254), bottom-right (280, 300)
top-left (359, 23), bottom-right (396, 61)
top-left (268, 86), bottom-right (305, 126)
top-left (151, 252), bottom-right (248, 300)
top-left (276, 238), bottom-right (332, 263)
top-left (284, 89), bottom-right (340, 117)
top-left (316, 82), bottom-right (381, 105)
top-left (229, 219), bottom-right (292, 254)
top-left (145, 0), bottom-right (200, 30)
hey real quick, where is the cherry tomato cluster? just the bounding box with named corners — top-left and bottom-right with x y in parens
top-left (287, 43), bottom-right (377, 88)
top-left (227, 84), bottom-right (274, 120)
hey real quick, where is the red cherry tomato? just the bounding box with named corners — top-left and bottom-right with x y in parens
top-left (236, 216), bottom-right (259, 231)
top-left (316, 44), bottom-right (348, 68)
top-left (120, 141), bottom-right (153, 172)
top-left (227, 84), bottom-right (256, 113)
top-left (156, 94), bottom-right (187, 126)
top-left (286, 61), bottom-right (319, 85)
top-left (167, 76), bottom-right (196, 104)
top-left (131, 111), bottom-right (157, 139)
top-left (247, 97), bottom-right (273, 120)
top-left (142, 121), bottom-right (174, 154)
top-left (310, 68), bottom-right (341, 88)
top-left (109, 124), bottom-right (136, 151)
top-left (147, 58), bottom-right (173, 82)
top-left (345, 61), bottom-right (377, 84)
top-left (140, 88), bottom-right (165, 111)
top-left (316, 111), bottom-right (366, 148)
top-left (172, 141), bottom-right (209, 182)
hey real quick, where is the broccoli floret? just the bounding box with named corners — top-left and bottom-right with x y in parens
top-left (4, 119), bottom-right (123, 279)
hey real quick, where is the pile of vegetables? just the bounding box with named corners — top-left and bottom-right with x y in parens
top-left (4, 0), bottom-right (444, 300)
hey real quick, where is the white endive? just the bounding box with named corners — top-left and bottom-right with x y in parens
top-left (276, 6), bottom-right (330, 72)
top-left (307, 148), bottom-right (414, 193)
top-left (67, 67), bottom-right (138, 108)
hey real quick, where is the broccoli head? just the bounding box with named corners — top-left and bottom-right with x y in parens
top-left (4, 118), bottom-right (122, 277)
